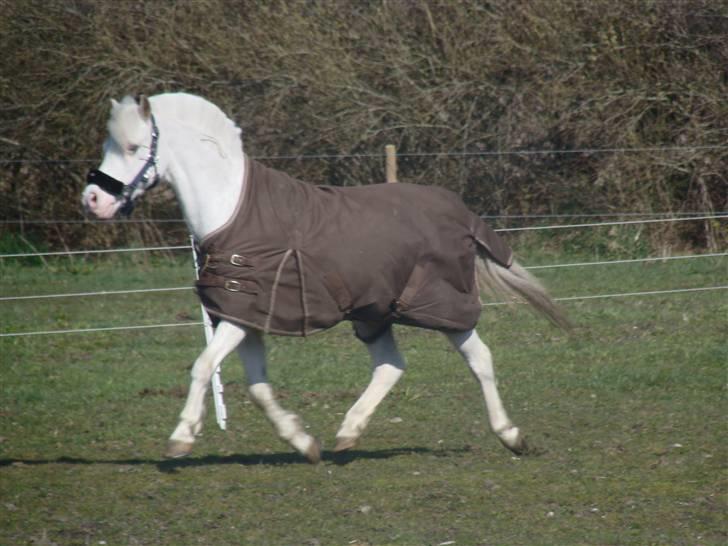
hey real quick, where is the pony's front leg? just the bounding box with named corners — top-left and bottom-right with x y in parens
top-left (165, 321), bottom-right (247, 458)
top-left (238, 331), bottom-right (322, 463)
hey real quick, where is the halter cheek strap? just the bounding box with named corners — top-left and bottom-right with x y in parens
top-left (86, 114), bottom-right (160, 216)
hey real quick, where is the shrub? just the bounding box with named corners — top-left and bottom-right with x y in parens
top-left (0, 0), bottom-right (725, 252)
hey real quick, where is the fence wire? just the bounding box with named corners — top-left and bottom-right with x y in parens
top-left (0, 245), bottom-right (191, 259)
top-left (2, 211), bottom-right (725, 226)
top-left (495, 215), bottom-right (726, 232)
top-left (2, 252), bottom-right (725, 303)
top-left (2, 285), bottom-right (726, 338)
top-left (2, 214), bottom-right (725, 260)
top-left (1, 143), bottom-right (726, 164)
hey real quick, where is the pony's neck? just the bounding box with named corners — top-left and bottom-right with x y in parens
top-left (163, 123), bottom-right (246, 241)
top-left (150, 95), bottom-right (246, 242)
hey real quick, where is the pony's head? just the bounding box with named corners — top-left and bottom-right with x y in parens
top-left (82, 95), bottom-right (161, 218)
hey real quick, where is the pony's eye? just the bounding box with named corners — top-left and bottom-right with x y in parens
top-left (128, 144), bottom-right (140, 154)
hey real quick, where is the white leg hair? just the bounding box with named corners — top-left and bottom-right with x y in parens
top-left (447, 329), bottom-right (526, 454)
top-left (334, 324), bottom-right (406, 452)
top-left (166, 320), bottom-right (247, 458)
top-left (238, 330), bottom-right (321, 463)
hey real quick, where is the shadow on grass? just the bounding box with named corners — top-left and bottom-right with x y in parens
top-left (0, 446), bottom-right (473, 473)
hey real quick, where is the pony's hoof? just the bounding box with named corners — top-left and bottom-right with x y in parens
top-left (498, 426), bottom-right (529, 456)
top-left (304, 438), bottom-right (322, 464)
top-left (165, 440), bottom-right (193, 459)
top-left (333, 436), bottom-right (357, 453)
top-left (506, 436), bottom-right (528, 456)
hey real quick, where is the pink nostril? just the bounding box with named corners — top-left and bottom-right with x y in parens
top-left (86, 191), bottom-right (98, 210)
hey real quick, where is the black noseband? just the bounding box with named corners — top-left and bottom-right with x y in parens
top-left (86, 169), bottom-right (125, 197)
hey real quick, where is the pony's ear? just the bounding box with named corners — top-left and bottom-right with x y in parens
top-left (138, 95), bottom-right (151, 120)
top-left (110, 98), bottom-right (120, 109)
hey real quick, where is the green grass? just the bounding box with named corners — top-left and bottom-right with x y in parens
top-left (1, 252), bottom-right (726, 545)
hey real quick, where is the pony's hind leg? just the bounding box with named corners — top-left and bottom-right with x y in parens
top-left (166, 320), bottom-right (247, 458)
top-left (446, 329), bottom-right (527, 455)
top-left (334, 323), bottom-right (405, 452)
top-left (238, 330), bottom-right (321, 463)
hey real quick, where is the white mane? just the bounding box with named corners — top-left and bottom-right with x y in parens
top-left (149, 93), bottom-right (244, 162)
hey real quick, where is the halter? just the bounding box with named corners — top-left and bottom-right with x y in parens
top-left (86, 114), bottom-right (160, 216)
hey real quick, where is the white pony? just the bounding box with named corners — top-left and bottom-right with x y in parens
top-left (83, 93), bottom-right (567, 463)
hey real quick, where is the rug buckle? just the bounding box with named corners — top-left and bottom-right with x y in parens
top-left (224, 280), bottom-right (242, 292)
top-left (230, 254), bottom-right (248, 267)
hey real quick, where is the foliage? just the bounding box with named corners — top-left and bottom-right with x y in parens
top-left (0, 0), bottom-right (726, 251)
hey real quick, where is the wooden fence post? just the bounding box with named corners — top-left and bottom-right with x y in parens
top-left (385, 144), bottom-right (398, 183)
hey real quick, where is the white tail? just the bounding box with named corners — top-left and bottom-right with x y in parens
top-left (476, 251), bottom-right (571, 330)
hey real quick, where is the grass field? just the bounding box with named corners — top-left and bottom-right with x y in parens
top-left (1, 247), bottom-right (726, 545)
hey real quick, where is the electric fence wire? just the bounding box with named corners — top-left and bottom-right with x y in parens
top-left (2, 214), bottom-right (725, 259)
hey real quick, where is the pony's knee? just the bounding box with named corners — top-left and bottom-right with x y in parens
top-left (190, 355), bottom-right (216, 382)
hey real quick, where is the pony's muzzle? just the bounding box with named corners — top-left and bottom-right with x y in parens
top-left (82, 185), bottom-right (122, 219)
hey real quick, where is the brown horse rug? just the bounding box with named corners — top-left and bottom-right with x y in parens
top-left (195, 157), bottom-right (513, 338)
